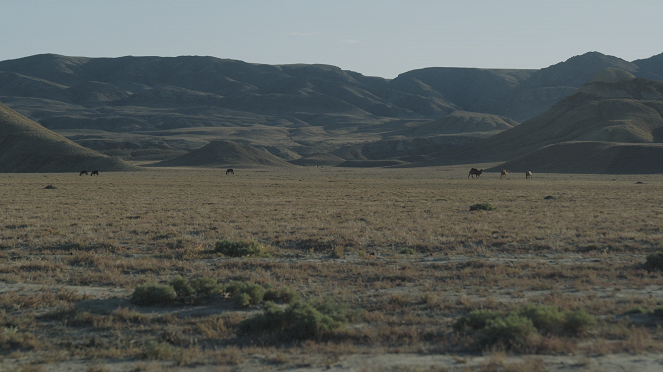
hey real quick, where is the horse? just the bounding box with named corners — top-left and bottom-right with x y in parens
top-left (226, 168), bottom-right (234, 175)
top-left (468, 168), bottom-right (483, 179)
top-left (90, 170), bottom-right (99, 176)
top-left (500, 169), bottom-right (509, 179)
top-left (79, 170), bottom-right (88, 176)
top-left (526, 171), bottom-right (533, 179)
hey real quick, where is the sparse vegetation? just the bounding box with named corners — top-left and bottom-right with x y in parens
top-left (470, 202), bottom-right (497, 211)
top-left (1, 169), bottom-right (663, 370)
top-left (214, 239), bottom-right (272, 258)
top-left (644, 251), bottom-right (663, 271)
top-left (130, 283), bottom-right (177, 306)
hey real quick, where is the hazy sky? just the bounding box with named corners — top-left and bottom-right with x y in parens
top-left (1, 0), bottom-right (661, 78)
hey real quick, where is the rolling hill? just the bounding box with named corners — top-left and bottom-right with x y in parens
top-left (446, 69), bottom-right (663, 173)
top-left (150, 140), bottom-right (293, 168)
top-left (0, 52), bottom-right (662, 170)
top-left (0, 101), bottom-right (136, 172)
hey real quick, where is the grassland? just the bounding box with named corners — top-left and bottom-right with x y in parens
top-left (1, 166), bottom-right (663, 371)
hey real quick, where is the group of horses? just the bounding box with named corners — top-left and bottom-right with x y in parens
top-left (468, 168), bottom-right (533, 179)
top-left (79, 170), bottom-right (99, 176)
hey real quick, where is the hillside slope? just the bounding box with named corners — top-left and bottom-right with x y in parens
top-left (0, 101), bottom-right (136, 172)
top-left (150, 140), bottom-right (293, 168)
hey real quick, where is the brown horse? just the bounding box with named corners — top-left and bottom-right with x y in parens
top-left (526, 171), bottom-right (533, 179)
top-left (468, 168), bottom-right (483, 179)
top-left (79, 170), bottom-right (88, 176)
top-left (500, 169), bottom-right (509, 179)
top-left (226, 168), bottom-right (234, 175)
top-left (91, 170), bottom-right (99, 176)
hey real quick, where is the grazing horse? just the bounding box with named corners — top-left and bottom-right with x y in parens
top-left (526, 171), bottom-right (533, 179)
top-left (79, 170), bottom-right (88, 176)
top-left (468, 168), bottom-right (483, 179)
top-left (90, 170), bottom-right (99, 176)
top-left (500, 169), bottom-right (509, 179)
top-left (226, 168), bottom-right (234, 175)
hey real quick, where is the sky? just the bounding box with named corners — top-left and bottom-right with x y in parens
top-left (1, 0), bottom-right (662, 79)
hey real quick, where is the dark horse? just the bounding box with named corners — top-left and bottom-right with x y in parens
top-left (468, 168), bottom-right (483, 179)
top-left (91, 170), bottom-right (99, 176)
top-left (79, 170), bottom-right (88, 176)
top-left (226, 168), bottom-right (234, 175)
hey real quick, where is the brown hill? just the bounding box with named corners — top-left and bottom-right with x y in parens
top-left (408, 111), bottom-right (518, 136)
top-left (150, 140), bottom-right (294, 168)
top-left (448, 70), bottom-right (663, 167)
top-left (0, 101), bottom-right (135, 173)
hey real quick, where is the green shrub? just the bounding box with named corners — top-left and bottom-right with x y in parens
top-left (519, 304), bottom-right (565, 334)
top-left (563, 308), bottom-right (596, 335)
top-left (215, 239), bottom-right (272, 258)
top-left (652, 307), bottom-right (663, 318)
top-left (279, 286), bottom-right (301, 304)
top-left (170, 276), bottom-right (193, 297)
top-left (470, 203), bottom-right (497, 211)
top-left (478, 314), bottom-right (539, 349)
top-left (239, 299), bottom-right (348, 341)
top-left (224, 281), bottom-right (266, 307)
top-left (400, 247), bottom-right (415, 255)
top-left (453, 309), bottom-right (501, 332)
top-left (190, 277), bottom-right (221, 297)
top-left (644, 251), bottom-right (663, 271)
top-left (233, 292), bottom-right (251, 307)
top-left (131, 283), bottom-right (176, 306)
top-left (625, 306), bottom-right (648, 314)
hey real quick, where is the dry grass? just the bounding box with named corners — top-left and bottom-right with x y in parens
top-left (1, 167), bottom-right (663, 370)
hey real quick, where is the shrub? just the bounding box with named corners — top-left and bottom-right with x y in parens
top-left (400, 247), bottom-right (415, 255)
top-left (625, 306), bottom-right (648, 315)
top-left (519, 304), bottom-right (565, 334)
top-left (478, 314), bottom-right (539, 349)
top-left (239, 299), bottom-right (348, 341)
top-left (644, 251), bottom-right (663, 271)
top-left (224, 281), bottom-right (266, 307)
top-left (470, 203), bottom-right (497, 211)
top-left (190, 277), bottom-right (221, 297)
top-left (453, 309), bottom-right (501, 332)
top-left (652, 307), bottom-right (663, 318)
top-left (214, 239), bottom-right (272, 258)
top-left (131, 283), bottom-right (176, 306)
top-left (170, 276), bottom-right (194, 297)
top-left (563, 308), bottom-right (596, 335)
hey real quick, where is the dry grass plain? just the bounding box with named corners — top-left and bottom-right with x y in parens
top-left (1, 166), bottom-right (663, 371)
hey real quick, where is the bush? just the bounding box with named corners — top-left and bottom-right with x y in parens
top-left (453, 309), bottom-right (501, 332)
top-left (478, 314), bottom-right (539, 349)
top-left (240, 299), bottom-right (348, 341)
top-left (470, 203), bottom-right (497, 211)
top-left (170, 276), bottom-right (194, 297)
top-left (190, 277), bottom-right (221, 297)
top-left (454, 305), bottom-right (597, 349)
top-left (215, 239), bottom-right (272, 258)
top-left (131, 283), bottom-right (176, 306)
top-left (563, 308), bottom-right (596, 335)
top-left (652, 307), bottom-right (663, 318)
top-left (400, 247), bottom-right (415, 255)
top-left (644, 251), bottom-right (663, 271)
top-left (519, 304), bottom-right (565, 334)
top-left (224, 281), bottom-right (266, 307)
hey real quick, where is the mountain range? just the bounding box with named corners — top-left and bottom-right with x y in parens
top-left (0, 51), bottom-right (662, 173)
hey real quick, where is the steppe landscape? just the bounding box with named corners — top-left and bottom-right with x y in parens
top-left (1, 50), bottom-right (663, 371)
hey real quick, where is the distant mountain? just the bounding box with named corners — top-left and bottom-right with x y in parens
top-left (447, 69), bottom-right (663, 173)
top-left (0, 52), bottom-right (662, 167)
top-left (0, 101), bottom-right (135, 172)
top-left (150, 140), bottom-right (293, 168)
